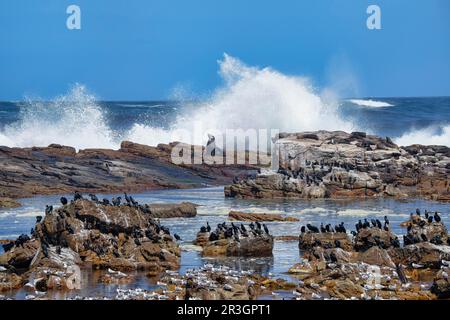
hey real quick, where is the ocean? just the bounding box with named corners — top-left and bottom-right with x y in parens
top-left (0, 55), bottom-right (449, 299)
top-left (0, 56), bottom-right (449, 150)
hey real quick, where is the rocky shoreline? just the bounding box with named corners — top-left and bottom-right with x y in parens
top-left (0, 193), bottom-right (449, 300)
top-left (0, 140), bottom-right (257, 204)
top-left (225, 131), bottom-right (449, 201)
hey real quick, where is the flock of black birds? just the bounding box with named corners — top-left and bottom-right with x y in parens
top-left (403, 209), bottom-right (445, 245)
top-left (276, 159), bottom-right (360, 187)
top-left (199, 221), bottom-right (270, 243)
top-left (60, 191), bottom-right (142, 210)
top-left (2, 191), bottom-right (184, 255)
top-left (300, 221), bottom-right (348, 234)
top-left (298, 208), bottom-right (448, 247)
top-left (2, 195), bottom-right (448, 256)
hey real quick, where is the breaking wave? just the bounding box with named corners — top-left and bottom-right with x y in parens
top-left (125, 54), bottom-right (355, 146)
top-left (0, 84), bottom-right (119, 150)
top-left (348, 99), bottom-right (394, 108)
top-left (395, 125), bottom-right (450, 146)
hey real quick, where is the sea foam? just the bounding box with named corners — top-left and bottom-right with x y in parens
top-left (348, 99), bottom-right (394, 108)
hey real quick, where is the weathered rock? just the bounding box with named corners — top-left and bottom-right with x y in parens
top-left (228, 211), bottom-right (298, 222)
top-left (299, 232), bottom-right (353, 251)
top-left (0, 239), bottom-right (40, 269)
top-left (0, 272), bottom-right (22, 292)
top-left (145, 202), bottom-right (197, 218)
top-left (388, 242), bottom-right (450, 268)
top-left (357, 246), bottom-right (395, 268)
top-left (430, 267), bottom-right (450, 298)
top-left (406, 219), bottom-right (448, 245)
top-left (0, 141), bottom-right (257, 199)
top-left (354, 227), bottom-right (398, 251)
top-left (197, 232), bottom-right (274, 257)
top-left (0, 197), bottom-right (21, 208)
top-left (225, 130), bottom-right (450, 201)
top-left (0, 198), bottom-right (182, 292)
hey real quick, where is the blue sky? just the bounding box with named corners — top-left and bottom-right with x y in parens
top-left (0, 0), bottom-right (449, 100)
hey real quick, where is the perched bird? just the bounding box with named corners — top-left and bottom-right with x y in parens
top-left (306, 224), bottom-right (319, 233)
top-left (434, 212), bottom-right (441, 223)
top-left (60, 197), bottom-right (68, 206)
top-left (206, 222), bottom-right (211, 232)
top-left (124, 193), bottom-right (131, 205)
top-left (263, 224), bottom-right (270, 235)
top-left (427, 216), bottom-right (433, 224)
top-left (45, 205), bottom-right (53, 215)
top-left (416, 208), bottom-right (421, 216)
top-left (36, 216), bottom-right (43, 223)
top-left (320, 223), bottom-right (327, 233)
top-left (173, 233), bottom-right (181, 241)
top-left (240, 224), bottom-right (247, 233)
top-left (74, 191), bottom-right (83, 201)
top-left (112, 197), bottom-right (122, 206)
top-left (384, 216), bottom-right (390, 225)
top-left (420, 234), bottom-right (428, 242)
top-left (89, 194), bottom-right (99, 202)
top-left (300, 226), bottom-right (306, 233)
top-left (334, 239), bottom-right (341, 248)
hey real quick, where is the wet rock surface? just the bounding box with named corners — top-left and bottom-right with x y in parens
top-left (0, 141), bottom-right (257, 199)
top-left (225, 131), bottom-right (450, 201)
top-left (228, 211), bottom-right (298, 222)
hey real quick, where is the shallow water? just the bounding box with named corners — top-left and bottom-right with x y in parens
top-left (0, 186), bottom-right (449, 299)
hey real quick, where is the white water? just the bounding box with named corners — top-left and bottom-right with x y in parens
top-left (395, 125), bottom-right (450, 146)
top-left (0, 84), bottom-right (118, 150)
top-left (0, 55), bottom-right (448, 149)
top-left (348, 99), bottom-right (394, 108)
top-left (125, 54), bottom-right (355, 146)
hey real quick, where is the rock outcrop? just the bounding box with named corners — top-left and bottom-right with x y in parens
top-left (0, 196), bottom-right (183, 292)
top-left (0, 197), bottom-right (21, 208)
top-left (144, 202), bottom-right (198, 218)
top-left (194, 222), bottom-right (274, 257)
top-left (290, 215), bottom-right (450, 299)
top-left (225, 131), bottom-right (449, 200)
top-left (0, 141), bottom-right (257, 199)
top-left (228, 211), bottom-right (298, 222)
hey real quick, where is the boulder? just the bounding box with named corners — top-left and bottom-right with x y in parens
top-left (353, 227), bottom-right (398, 251)
top-left (406, 219), bottom-right (448, 245)
top-left (201, 236), bottom-right (274, 257)
top-left (388, 242), bottom-right (450, 269)
top-left (430, 267), bottom-right (450, 298)
top-left (0, 272), bottom-right (22, 292)
top-left (145, 202), bottom-right (197, 218)
top-left (0, 197), bottom-right (21, 208)
top-left (299, 232), bottom-right (353, 251)
top-left (0, 198), bottom-right (182, 292)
